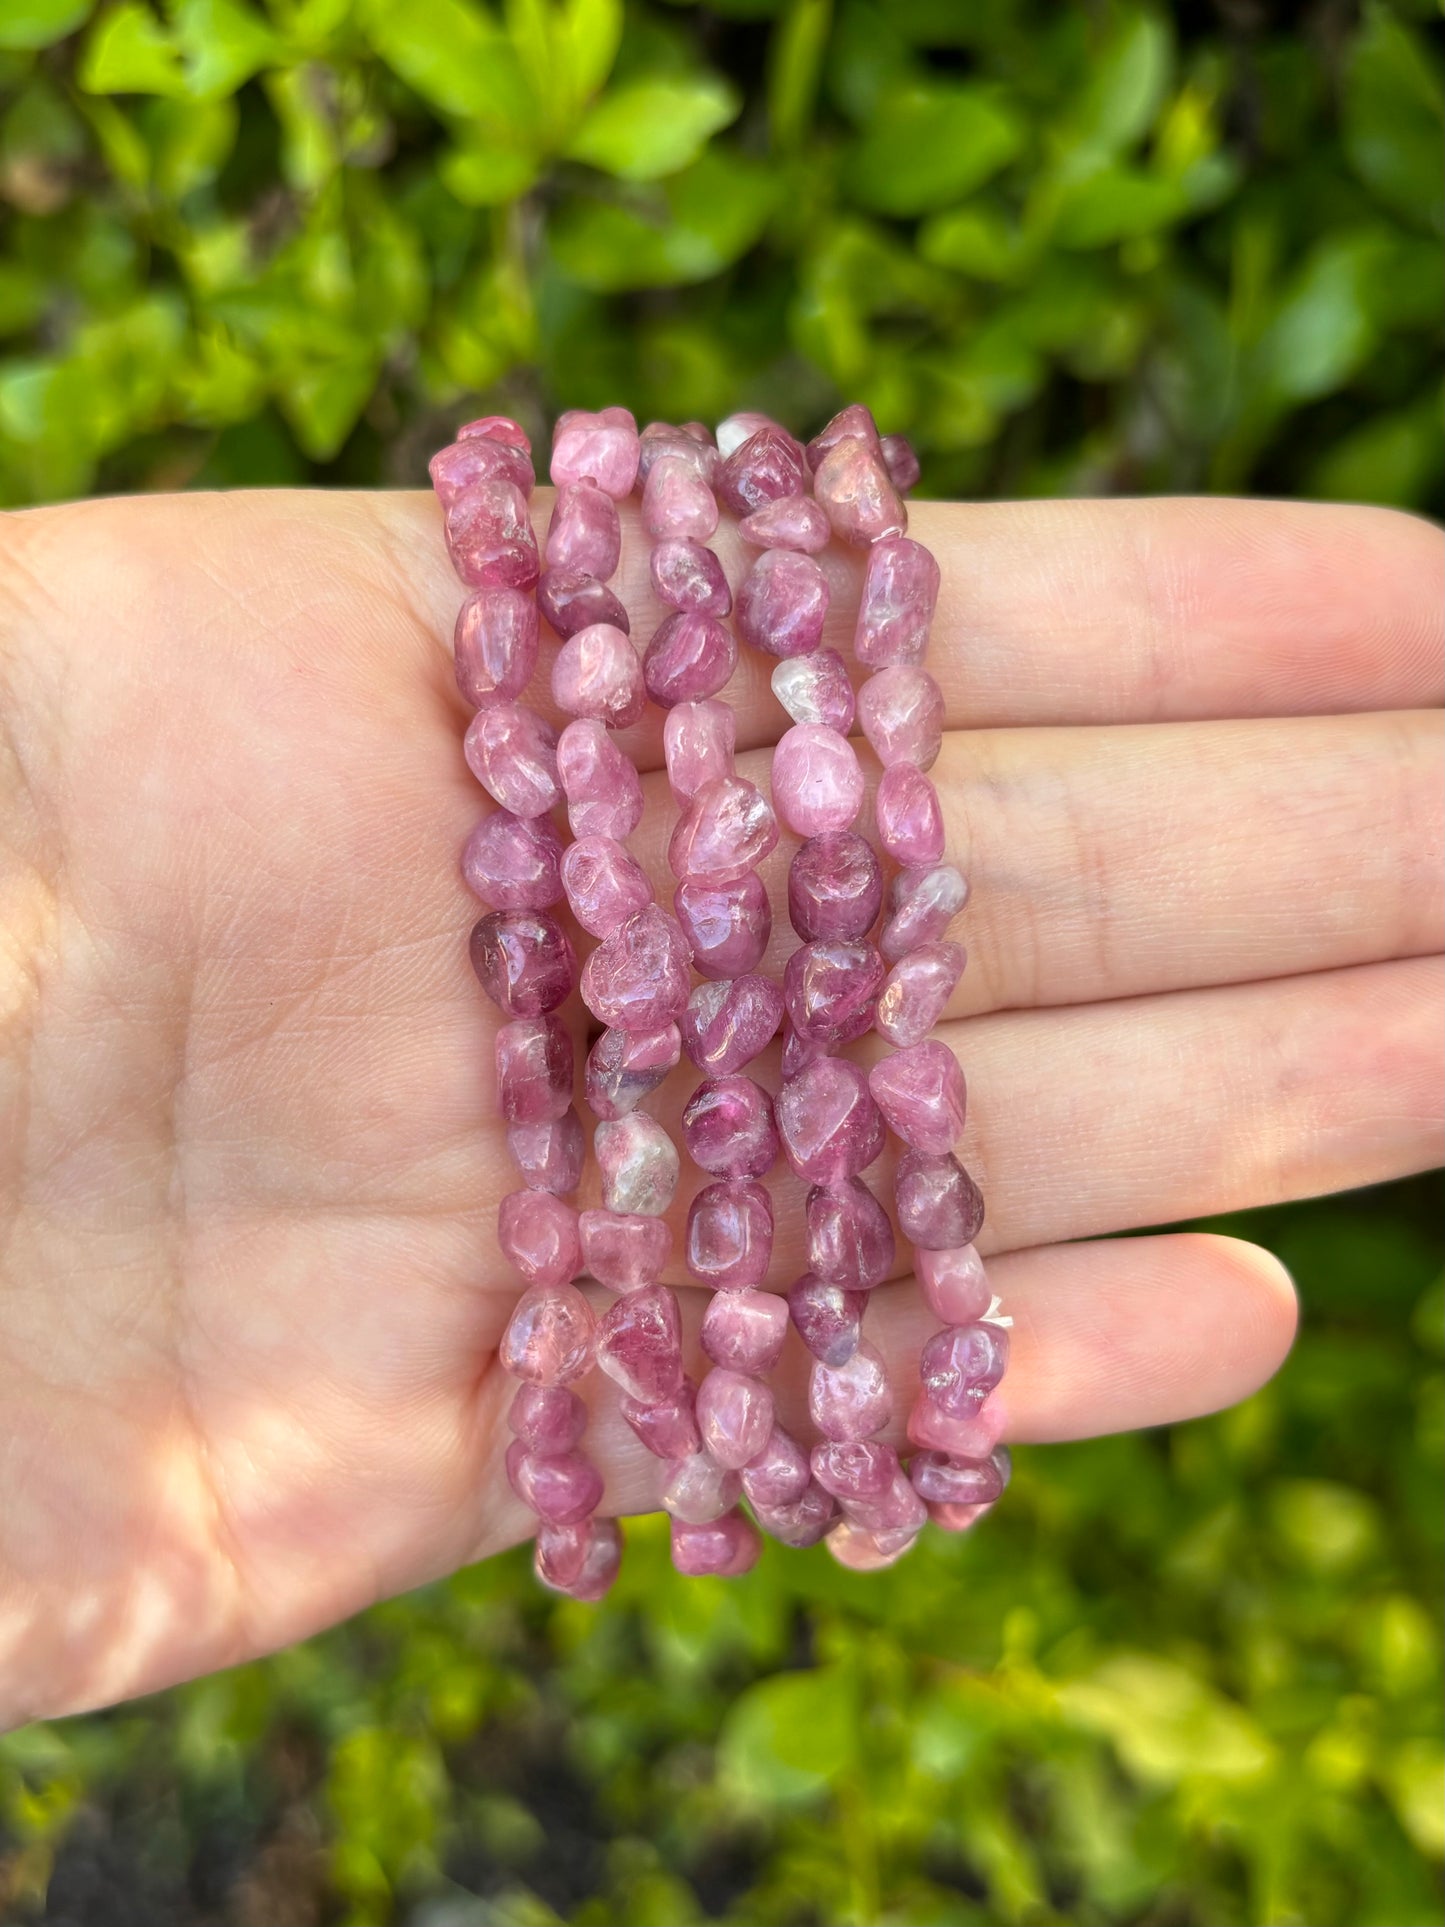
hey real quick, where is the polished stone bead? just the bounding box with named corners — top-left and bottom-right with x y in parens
top-left (806, 402), bottom-right (882, 472)
top-left (875, 941), bottom-right (966, 1046)
top-left (458, 414), bottom-right (530, 451)
top-left (445, 479), bottom-right (540, 589)
top-left (649, 538), bottom-right (732, 617)
top-left (551, 622), bottom-right (644, 728)
top-left (580, 905), bottom-right (692, 1031)
top-left (929, 1500), bottom-right (994, 1534)
top-left (753, 1482), bottom-right (837, 1547)
top-left (431, 433), bottom-right (534, 506)
top-left (771, 650), bottom-right (855, 732)
top-left (919, 1321), bottom-right (1009, 1415)
top-left (643, 454), bottom-right (719, 542)
top-left (880, 863), bottom-right (969, 962)
top-left (775, 1055), bottom-right (884, 1185)
top-left (682, 1075), bottom-right (778, 1179)
top-left (499, 1280), bottom-right (594, 1384)
top-left (670, 1513), bottom-right (761, 1577)
top-left (916, 1243), bottom-right (992, 1324)
top-left (735, 549), bottom-right (830, 659)
top-left (496, 1014), bottom-right (573, 1124)
top-left (812, 436), bottom-right (906, 547)
top-left (680, 975), bottom-right (785, 1077)
top-left (786, 1271), bottom-right (866, 1365)
top-left (556, 718), bottom-right (644, 840)
top-left (550, 405), bottom-right (640, 498)
top-left (739, 495), bottom-right (830, 552)
top-left (716, 425), bottom-right (808, 515)
top-left (507, 1108), bottom-right (586, 1195)
top-left (464, 702), bottom-right (561, 817)
top-left (595, 1283), bottom-right (683, 1401)
top-left (685, 1179), bottom-right (774, 1290)
top-left (716, 410), bottom-right (796, 458)
top-left (579, 1208), bottom-right (673, 1290)
top-left (559, 1517), bottom-right (623, 1601)
top-left (879, 432), bottom-right (920, 492)
top-left (875, 763), bottom-right (945, 866)
top-left (788, 832), bottom-right (883, 942)
top-left (584, 1022), bottom-right (681, 1119)
top-left (535, 1516), bottom-right (621, 1596)
top-left (621, 1377), bottom-right (700, 1459)
top-left (806, 1178), bottom-right (895, 1289)
top-left (545, 479), bottom-right (621, 579)
top-left (783, 938), bottom-right (885, 1045)
top-left (895, 1150), bottom-right (985, 1248)
top-left (506, 1443), bottom-right (603, 1526)
top-left (697, 1368), bottom-right (774, 1470)
top-left (674, 873), bottom-right (772, 979)
top-left (857, 665), bottom-right (945, 770)
top-left (638, 420), bottom-right (717, 485)
top-left (663, 699), bottom-right (735, 805)
top-left (772, 724), bottom-right (865, 837)
top-left (855, 537), bottom-right (939, 667)
top-left (701, 1289), bottom-right (789, 1375)
top-left (810, 1439), bottom-right (898, 1501)
top-left (808, 1340), bottom-right (892, 1441)
top-left (454, 586), bottom-right (539, 705)
top-left (661, 1450), bottom-right (742, 1524)
top-left (907, 1392), bottom-right (1008, 1460)
top-left (462, 809), bottom-right (564, 911)
top-left (844, 1469), bottom-right (928, 1539)
top-left (508, 1380), bottom-right (587, 1452)
top-left (909, 1447), bottom-right (1009, 1507)
top-left (644, 611), bottom-right (737, 707)
top-left (470, 910), bottom-right (577, 1017)
top-left (780, 1020), bottom-right (826, 1081)
top-left (867, 1039), bottom-right (966, 1154)
top-left (499, 1191), bottom-right (582, 1289)
top-left (825, 1519), bottom-right (917, 1570)
top-left (594, 1112), bottom-right (679, 1216)
top-left (740, 1423), bottom-right (811, 1507)
top-left (560, 836), bottom-right (653, 937)
top-left (668, 775), bottom-right (778, 884)
top-left (537, 567), bottom-right (630, 639)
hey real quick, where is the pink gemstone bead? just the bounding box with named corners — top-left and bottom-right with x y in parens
top-left (701, 1289), bottom-right (789, 1375)
top-left (674, 874), bottom-right (772, 979)
top-left (621, 1377), bottom-right (700, 1459)
top-left (649, 538), bottom-right (732, 617)
top-left (781, 1018), bottom-right (828, 1080)
top-left (445, 479), bottom-right (540, 589)
top-left (643, 454), bottom-right (719, 541)
top-left (535, 1516), bottom-right (612, 1594)
top-left (880, 863), bottom-right (969, 961)
top-left (771, 650), bottom-right (856, 732)
top-left (680, 975), bottom-right (785, 1077)
top-left (716, 425), bottom-right (808, 515)
top-left (594, 1113), bottom-right (679, 1216)
top-left (579, 1208), bottom-right (673, 1291)
top-left (787, 1272), bottom-right (866, 1366)
top-left (550, 405), bottom-right (640, 498)
top-left (895, 1149), bottom-right (985, 1249)
top-left (909, 1447), bottom-right (1010, 1508)
top-left (810, 1439), bottom-right (898, 1501)
top-left (867, 1039), bottom-right (966, 1154)
top-left (880, 433), bottom-right (920, 491)
top-left (930, 1500), bottom-right (994, 1534)
top-left (812, 436), bottom-right (906, 547)
top-left (430, 434), bottom-right (534, 507)
top-left (685, 1179), bottom-right (774, 1290)
top-left (740, 1425), bottom-right (811, 1508)
top-left (495, 1014), bottom-right (573, 1124)
top-left (755, 1482), bottom-right (837, 1547)
top-left (809, 1340), bottom-right (892, 1441)
top-left (661, 1451), bottom-right (742, 1524)
top-left (551, 622), bottom-right (645, 728)
top-left (875, 763), bottom-right (945, 866)
top-left (584, 1021), bottom-right (681, 1119)
top-left (508, 1108), bottom-right (586, 1195)
top-left (916, 1244), bottom-right (992, 1324)
top-left (826, 1519), bottom-right (916, 1570)
top-left (772, 724), bottom-right (865, 836)
top-left (716, 410), bottom-right (794, 458)
top-left (855, 537), bottom-right (939, 666)
top-left (919, 1321), bottom-right (1009, 1416)
top-left (469, 910), bottom-right (577, 1017)
top-left (499, 1191), bottom-right (582, 1289)
top-left (783, 939), bottom-right (885, 1046)
top-left (560, 835), bottom-right (653, 937)
top-left (499, 1280), bottom-right (595, 1384)
top-left (644, 610), bottom-right (736, 708)
top-left (668, 776), bottom-right (778, 885)
top-left (697, 1368), bottom-right (775, 1469)
top-left (595, 1283), bottom-right (684, 1401)
top-left (788, 833), bottom-right (883, 942)
top-left (638, 420), bottom-right (717, 484)
top-left (875, 941), bottom-right (966, 1047)
top-left (545, 480), bottom-right (621, 580)
top-left (464, 702), bottom-right (561, 817)
top-left (454, 586), bottom-right (539, 705)
top-left (537, 567), bottom-right (630, 639)
top-left (682, 1076), bottom-right (778, 1179)
top-left (663, 699), bottom-right (735, 805)
top-left (736, 549), bottom-right (831, 659)
top-left (907, 1392), bottom-right (1008, 1460)
top-left (508, 1380), bottom-right (587, 1453)
top-left (561, 1517), bottom-right (624, 1601)
top-left (457, 414), bottom-right (530, 451)
top-left (806, 1178), bottom-right (895, 1290)
top-left (775, 1055), bottom-right (884, 1184)
top-left (556, 719), bottom-right (644, 840)
top-left (581, 905), bottom-right (692, 1031)
top-left (857, 665), bottom-right (945, 770)
top-left (846, 1470), bottom-right (928, 1539)
top-left (739, 494), bottom-right (831, 552)
top-left (806, 402), bottom-right (882, 472)
top-left (670, 1513), bottom-right (761, 1578)
top-left (462, 810), bottom-right (564, 911)
top-left (506, 1443), bottom-right (603, 1526)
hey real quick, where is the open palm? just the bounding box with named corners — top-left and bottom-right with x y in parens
top-left (0, 485), bottom-right (1439, 1726)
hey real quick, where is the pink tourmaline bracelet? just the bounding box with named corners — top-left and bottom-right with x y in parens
top-left (437, 400), bottom-right (1010, 1599)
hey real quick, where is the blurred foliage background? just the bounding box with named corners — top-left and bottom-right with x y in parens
top-left (0, 0), bottom-right (1442, 1922)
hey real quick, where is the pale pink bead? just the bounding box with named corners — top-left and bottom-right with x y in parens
top-left (735, 549), bottom-right (830, 659)
top-left (499, 1280), bottom-right (595, 1385)
top-left (812, 436), bottom-right (906, 547)
top-left (895, 1148), bottom-right (985, 1249)
top-left (535, 1516), bottom-right (620, 1595)
top-left (621, 1378), bottom-right (700, 1459)
top-left (674, 874), bottom-right (772, 979)
top-left (457, 414), bottom-right (530, 451)
top-left (880, 863), bottom-right (969, 962)
top-left (594, 1113), bottom-right (679, 1216)
top-left (716, 410), bottom-right (792, 458)
top-left (701, 1289), bottom-right (789, 1375)
top-left (508, 1381), bottom-right (587, 1453)
top-left (788, 833), bottom-right (883, 942)
top-left (595, 1283), bottom-right (684, 1401)
top-left (775, 1055), bottom-right (884, 1185)
top-left (644, 611), bottom-right (736, 707)
top-left (579, 1209), bottom-right (673, 1291)
top-left (716, 425), bottom-right (807, 514)
top-left (495, 1014), bottom-right (573, 1124)
top-left (545, 480), bottom-right (621, 579)
top-left (739, 495), bottom-right (831, 552)
top-left (682, 1075), bottom-right (778, 1179)
top-left (469, 910), bottom-right (577, 1017)
top-left (875, 941), bottom-right (966, 1047)
top-left (550, 405), bottom-right (640, 498)
top-left (810, 1439), bottom-right (898, 1501)
top-left (697, 1368), bottom-right (775, 1470)
top-left (498, 1192), bottom-right (582, 1290)
top-left (916, 1244), bottom-right (992, 1324)
top-left (910, 1446), bottom-right (1011, 1508)
top-left (806, 402), bottom-right (881, 471)
top-left (854, 538), bottom-right (939, 667)
top-left (771, 724), bottom-right (864, 837)
top-left (462, 810), bottom-right (564, 911)
top-left (431, 434), bottom-right (534, 507)
top-left (505, 1442), bottom-right (603, 1526)
top-left (661, 1450), bottom-right (742, 1524)
top-left (560, 836), bottom-right (653, 937)
top-left (668, 775), bottom-right (778, 884)
top-left (649, 539), bottom-right (732, 617)
top-left (560, 1516), bottom-right (623, 1601)
top-left (907, 1392), bottom-right (1008, 1460)
top-left (754, 1482), bottom-right (837, 1547)
top-left (680, 975), bottom-right (785, 1077)
top-left (880, 432), bottom-right (920, 491)
top-left (580, 904), bottom-right (692, 1031)
top-left (464, 702), bottom-right (561, 817)
top-left (806, 1177), bottom-right (895, 1290)
top-left (825, 1519), bottom-right (916, 1570)
top-left (739, 1425), bottom-right (811, 1508)
top-left (556, 718), bottom-right (644, 840)
top-left (638, 420), bottom-right (717, 484)
top-left (771, 650), bottom-right (855, 733)
top-left (787, 1272), bottom-right (865, 1366)
top-left (685, 1179), bottom-right (774, 1291)
top-left (537, 568), bottom-right (630, 639)
top-left (584, 1021), bottom-right (681, 1119)
top-left (670, 1513), bottom-right (761, 1578)
top-left (867, 1039), bottom-right (966, 1154)
top-left (808, 1339), bottom-right (892, 1441)
top-left (551, 622), bottom-right (644, 728)
top-left (663, 699), bottom-right (735, 805)
top-left (930, 1500), bottom-right (994, 1534)
top-left (643, 455), bottom-right (718, 541)
top-left (445, 479), bottom-right (540, 589)
top-left (454, 586), bottom-right (539, 705)
top-left (508, 1109), bottom-right (586, 1195)
top-left (875, 763), bottom-right (945, 866)
top-left (857, 665), bottom-right (945, 770)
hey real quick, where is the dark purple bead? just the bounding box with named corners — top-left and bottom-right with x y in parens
top-left (788, 833), bottom-right (883, 942)
top-left (716, 425), bottom-right (808, 516)
top-left (643, 611), bottom-right (737, 708)
top-left (783, 939), bottom-right (885, 1046)
top-left (536, 567), bottom-right (631, 639)
top-left (469, 910), bottom-right (577, 1017)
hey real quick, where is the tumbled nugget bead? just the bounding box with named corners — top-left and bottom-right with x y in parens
top-left (880, 432), bottom-right (920, 491)
top-left (680, 974), bottom-right (784, 1076)
top-left (580, 904), bottom-right (692, 1031)
top-left (445, 479), bottom-right (540, 589)
top-left (622, 1378), bottom-right (701, 1459)
top-left (845, 1470), bottom-right (928, 1540)
top-left (670, 1513), bottom-right (761, 1578)
top-left (508, 1380), bottom-right (587, 1453)
top-left (464, 702), bottom-right (560, 817)
top-left (506, 1444), bottom-right (604, 1526)
top-left (644, 611), bottom-right (737, 707)
top-left (880, 862), bottom-right (969, 961)
top-left (854, 537), bottom-right (939, 667)
top-left (788, 832), bottom-right (883, 941)
top-left (674, 873), bottom-right (772, 980)
top-left (875, 763), bottom-right (945, 867)
top-left (663, 699), bottom-right (735, 805)
top-left (772, 724), bottom-right (865, 837)
top-left (685, 1179), bottom-right (774, 1290)
top-left (546, 480), bottom-right (621, 579)
top-left (594, 1113), bottom-right (680, 1216)
top-left (550, 405), bottom-right (640, 497)
top-left (559, 1518), bottom-right (624, 1602)
top-left (775, 1055), bottom-right (884, 1185)
top-left (579, 1208), bottom-right (673, 1290)
top-left (668, 775), bottom-right (778, 884)
top-left (462, 809), bottom-right (564, 911)
top-left (812, 435), bottom-right (906, 546)
top-left (810, 1439), bottom-right (898, 1504)
top-left (875, 941), bottom-right (966, 1047)
top-left (649, 538), bottom-right (732, 617)
top-left (895, 1149), bottom-right (985, 1248)
top-left (740, 1425), bottom-right (811, 1508)
top-left (458, 414), bottom-right (530, 450)
top-left (535, 1516), bottom-right (618, 1595)
top-left (755, 1482), bottom-right (837, 1547)
top-left (454, 586), bottom-right (539, 705)
top-left (537, 567), bottom-right (630, 639)
top-left (910, 1447), bottom-right (1010, 1508)
top-left (643, 455), bottom-right (719, 542)
top-left (739, 495), bottom-right (830, 552)
top-left (584, 1021), bottom-right (681, 1118)
top-left (469, 910), bottom-right (577, 1017)
top-left (507, 1109), bottom-right (586, 1195)
top-left (907, 1392), bottom-right (1008, 1461)
top-left (500, 1279), bottom-right (595, 1384)
top-left (806, 1178), bottom-right (895, 1289)
top-left (717, 410), bottom-right (796, 458)
top-left (736, 549), bottom-right (830, 659)
top-left (661, 1451), bottom-right (742, 1524)
top-left (556, 719), bottom-right (644, 841)
top-left (430, 433), bottom-right (533, 508)
top-left (560, 836), bottom-right (652, 936)
top-left (638, 420), bottom-right (717, 484)
top-left (551, 622), bottom-right (645, 728)
top-left (697, 1368), bottom-right (775, 1469)
top-left (771, 650), bottom-right (856, 733)
top-left (919, 1321), bottom-right (1010, 1416)
top-left (867, 1039), bottom-right (966, 1154)
top-left (595, 1283), bottom-right (684, 1402)
top-left (682, 1075), bottom-right (778, 1179)
top-left (783, 938), bottom-right (885, 1046)
top-left (825, 1519), bottom-right (915, 1571)
top-left (806, 402), bottom-right (882, 472)
top-left (499, 1191), bottom-right (582, 1289)
top-left (495, 1014), bottom-right (573, 1124)
top-left (787, 1271), bottom-right (866, 1366)
top-left (916, 1243), bottom-right (992, 1324)
top-left (701, 1289), bottom-right (789, 1375)
top-left (716, 425), bottom-right (808, 514)
top-left (857, 665), bottom-right (944, 771)
top-left (809, 1340), bottom-right (892, 1441)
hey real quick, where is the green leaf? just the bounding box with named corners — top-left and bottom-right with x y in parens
top-left (0, 0), bottom-right (91, 52)
top-left (439, 139), bottom-right (539, 206)
top-left (0, 264), bottom-right (47, 335)
top-left (1059, 1656), bottom-right (1274, 1786)
top-left (1343, 6), bottom-right (1444, 236)
top-left (550, 148), bottom-right (776, 290)
top-left (277, 351), bottom-right (379, 459)
top-left (844, 81), bottom-right (1023, 216)
top-left (918, 203), bottom-right (1030, 280)
top-left (566, 74), bottom-right (739, 182)
top-left (552, 0), bottom-right (622, 105)
top-left (1254, 228), bottom-right (1395, 406)
top-left (768, 0), bottom-right (831, 153)
top-left (1061, 9), bottom-right (1173, 160)
top-left (172, 0), bottom-right (283, 100)
top-left (141, 94), bottom-right (238, 198)
top-left (78, 1), bottom-right (186, 94)
top-left (717, 1667), bottom-right (858, 1808)
top-left (358, 0), bottom-right (534, 140)
top-left (1052, 165), bottom-right (1189, 248)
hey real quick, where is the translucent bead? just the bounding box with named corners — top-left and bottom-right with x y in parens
top-left (771, 649), bottom-right (855, 732)
top-left (843, 1469), bottom-right (928, 1539)
top-left (825, 1519), bottom-right (916, 1570)
top-left (663, 699), bottom-right (735, 805)
top-left (469, 910), bottom-right (577, 1017)
top-left (812, 436), bottom-right (906, 547)
top-left (683, 1075), bottom-right (778, 1179)
top-left (557, 719), bottom-right (645, 841)
top-left (454, 586), bottom-right (539, 705)
top-left (445, 479), bottom-right (540, 589)
top-left (754, 1482), bottom-right (837, 1547)
top-left (595, 1283), bottom-right (684, 1402)
top-left (701, 1289), bottom-right (789, 1375)
top-left (916, 1245), bottom-right (992, 1325)
top-left (508, 1381), bottom-right (586, 1453)
top-left (560, 835), bottom-right (653, 937)
top-left (495, 1014), bottom-right (573, 1124)
top-left (499, 1280), bottom-right (595, 1384)
top-left (550, 405), bottom-right (640, 498)
top-left (895, 1150), bottom-right (985, 1249)
top-left (505, 1443), bottom-right (602, 1526)
top-left (788, 832), bottom-right (882, 942)
top-left (537, 567), bottom-right (630, 639)
top-left (649, 538), bottom-right (732, 617)
top-left (786, 1271), bottom-right (866, 1366)
top-left (735, 549), bottom-right (830, 658)
top-left (806, 1178), bottom-right (895, 1290)
top-left (783, 938), bottom-right (884, 1046)
top-left (810, 1439), bottom-right (898, 1502)
top-left (545, 479), bottom-right (621, 580)
top-left (507, 1108), bottom-right (586, 1195)
top-left (535, 1516), bottom-right (621, 1596)
top-left (867, 1039), bottom-right (966, 1154)
top-left (668, 775), bottom-right (778, 884)
top-left (584, 1021), bottom-right (681, 1119)
top-left (581, 905), bottom-right (692, 1031)
top-left (880, 863), bottom-right (969, 962)
top-left (806, 403), bottom-right (882, 472)
top-left (680, 975), bottom-right (785, 1077)
top-left (697, 1368), bottom-right (774, 1470)
top-left (739, 1424), bottom-right (811, 1507)
top-left (644, 611), bottom-right (737, 707)
top-left (906, 1392), bottom-right (1008, 1460)
top-left (771, 724), bottom-right (864, 837)
top-left (498, 1192), bottom-right (582, 1289)
top-left (716, 410), bottom-right (795, 459)
top-left (919, 1322), bottom-right (1009, 1416)
top-left (857, 665), bottom-right (944, 770)
top-left (594, 1113), bottom-right (679, 1217)
top-left (716, 425), bottom-right (807, 515)
top-left (579, 1209), bottom-right (673, 1291)
top-left (880, 433), bottom-right (920, 491)
top-left (674, 873), bottom-right (771, 979)
top-left (775, 1055), bottom-right (884, 1185)
top-left (642, 455), bottom-right (719, 542)
top-left (875, 764), bottom-right (945, 867)
top-left (430, 433), bottom-right (533, 507)
top-left (855, 538), bottom-right (939, 667)
top-left (556, 1516), bottom-right (623, 1601)
top-left (670, 1513), bottom-right (762, 1577)
top-left (739, 495), bottom-right (830, 552)
top-left (462, 809), bottom-right (564, 911)
top-left (808, 1340), bottom-right (892, 1441)
top-left (638, 420), bottom-right (717, 485)
top-left (661, 1450), bottom-right (742, 1524)
top-left (457, 414), bottom-right (530, 452)
top-left (621, 1378), bottom-right (700, 1459)
top-left (685, 1179), bottom-right (774, 1290)
top-left (464, 702), bottom-right (560, 817)
top-left (551, 622), bottom-right (645, 728)
top-left (875, 942), bottom-right (966, 1047)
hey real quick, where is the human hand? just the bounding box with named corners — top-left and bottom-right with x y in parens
top-left (0, 487), bottom-right (1439, 1725)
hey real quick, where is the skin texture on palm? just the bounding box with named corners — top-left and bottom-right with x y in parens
top-left (0, 488), bottom-right (1439, 1728)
